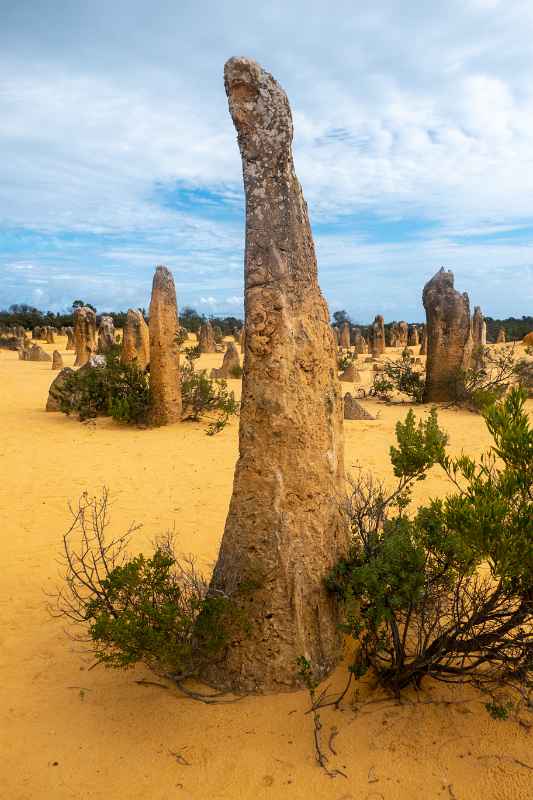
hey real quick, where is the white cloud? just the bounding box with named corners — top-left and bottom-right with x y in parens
top-left (1, 0), bottom-right (533, 317)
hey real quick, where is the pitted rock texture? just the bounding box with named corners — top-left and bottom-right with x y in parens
top-left (97, 315), bottom-right (116, 354)
top-left (73, 307), bottom-right (97, 367)
top-left (497, 328), bottom-right (507, 344)
top-left (198, 321), bottom-right (217, 353)
top-left (422, 268), bottom-right (473, 402)
top-left (210, 57), bottom-right (348, 693)
top-left (121, 309), bottom-right (150, 370)
top-left (148, 266), bottom-right (181, 426)
top-left (211, 341), bottom-right (241, 379)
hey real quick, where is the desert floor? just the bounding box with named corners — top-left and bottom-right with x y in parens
top-left (1, 336), bottom-right (532, 800)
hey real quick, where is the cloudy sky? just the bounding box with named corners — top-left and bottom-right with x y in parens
top-left (1, 0), bottom-right (533, 322)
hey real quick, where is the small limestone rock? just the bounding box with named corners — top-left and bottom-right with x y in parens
top-left (344, 393), bottom-right (375, 420)
top-left (28, 344), bottom-right (52, 362)
top-left (211, 341), bottom-right (241, 378)
top-left (339, 363), bottom-right (361, 382)
top-left (52, 350), bottom-right (63, 370)
top-left (46, 367), bottom-right (75, 411)
top-left (496, 327), bottom-right (506, 344)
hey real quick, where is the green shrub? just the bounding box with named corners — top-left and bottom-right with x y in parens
top-left (229, 364), bottom-right (243, 379)
top-left (51, 490), bottom-right (242, 681)
top-left (338, 350), bottom-right (356, 372)
top-left (370, 349), bottom-right (425, 403)
top-left (57, 344), bottom-right (238, 433)
top-left (58, 348), bottom-right (149, 424)
top-left (181, 364), bottom-right (239, 435)
top-left (328, 388), bottom-right (533, 701)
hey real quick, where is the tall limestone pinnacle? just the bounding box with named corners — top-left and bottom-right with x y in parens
top-left (209, 58), bottom-right (349, 692)
top-left (423, 268), bottom-right (473, 402)
top-left (148, 266), bottom-right (181, 426)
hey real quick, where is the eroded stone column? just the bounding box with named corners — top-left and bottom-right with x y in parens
top-left (121, 309), bottom-right (150, 370)
top-left (370, 314), bottom-right (385, 357)
top-left (210, 57), bottom-right (348, 692)
top-left (73, 307), bottom-right (97, 367)
top-left (339, 321), bottom-right (351, 349)
top-left (148, 266), bottom-right (181, 426)
top-left (97, 315), bottom-right (116, 354)
top-left (472, 306), bottom-right (485, 370)
top-left (422, 268), bottom-right (473, 402)
top-left (198, 321), bottom-right (217, 353)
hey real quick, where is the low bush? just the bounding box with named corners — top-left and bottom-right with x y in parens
top-left (328, 388), bottom-right (532, 705)
top-left (57, 343), bottom-right (239, 433)
top-left (51, 490), bottom-right (242, 682)
top-left (58, 348), bottom-right (149, 424)
top-left (370, 349), bottom-right (425, 403)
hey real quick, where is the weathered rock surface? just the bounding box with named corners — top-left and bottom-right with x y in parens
top-left (344, 393), bottom-right (375, 420)
top-left (46, 367), bottom-right (75, 411)
top-left (497, 327), bottom-right (507, 344)
top-left (148, 266), bottom-right (181, 426)
top-left (210, 57), bottom-right (348, 692)
top-left (97, 315), bottom-right (116, 354)
top-left (408, 325), bottom-right (419, 347)
top-left (422, 268), bottom-right (473, 402)
top-left (198, 320), bottom-right (217, 353)
top-left (211, 341), bottom-right (241, 379)
top-left (420, 328), bottom-right (427, 355)
top-left (52, 350), bottom-right (63, 370)
top-left (73, 307), bottom-right (97, 367)
top-left (45, 327), bottom-right (55, 344)
top-left (398, 321), bottom-right (409, 347)
top-left (522, 331), bottom-right (533, 347)
top-left (121, 309), bottom-right (150, 370)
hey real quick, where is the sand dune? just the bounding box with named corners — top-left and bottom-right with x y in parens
top-left (1, 337), bottom-right (531, 800)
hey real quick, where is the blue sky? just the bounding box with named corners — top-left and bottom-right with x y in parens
top-left (1, 0), bottom-right (533, 322)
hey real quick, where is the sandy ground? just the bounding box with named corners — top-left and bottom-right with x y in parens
top-left (1, 336), bottom-right (532, 800)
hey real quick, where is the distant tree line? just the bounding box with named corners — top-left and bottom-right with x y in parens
top-left (331, 309), bottom-right (533, 343)
top-left (0, 302), bottom-right (243, 336)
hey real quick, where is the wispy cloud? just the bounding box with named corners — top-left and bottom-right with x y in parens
top-left (1, 0), bottom-right (533, 318)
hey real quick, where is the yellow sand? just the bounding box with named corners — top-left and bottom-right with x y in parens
top-left (1, 338), bottom-right (532, 800)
